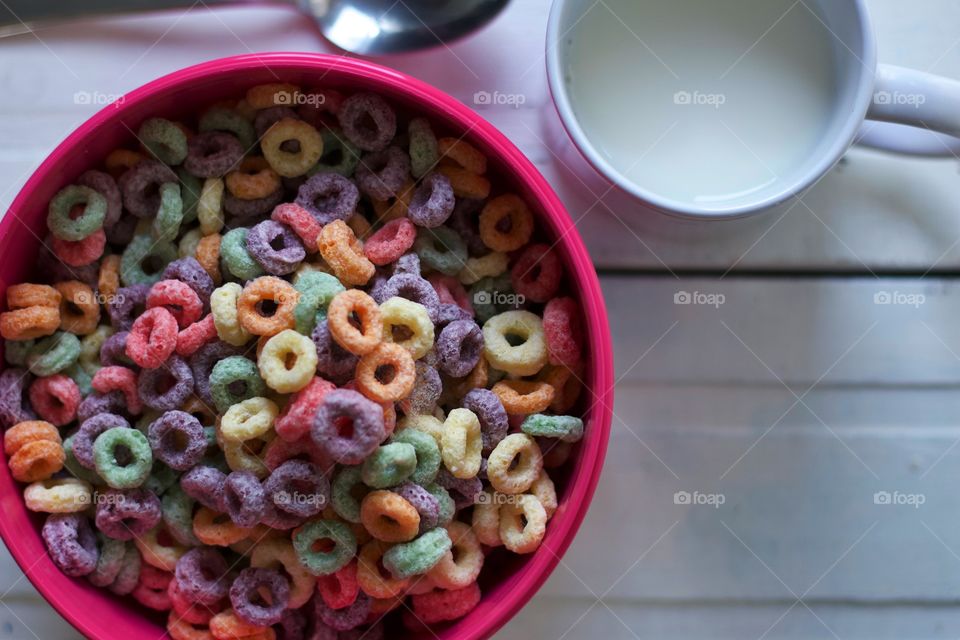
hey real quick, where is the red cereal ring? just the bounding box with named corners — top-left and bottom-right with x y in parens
top-left (542, 297), bottom-right (582, 367)
top-left (427, 274), bottom-right (473, 313)
top-left (363, 218), bottom-right (416, 266)
top-left (411, 583), bottom-right (481, 624)
top-left (92, 366), bottom-right (143, 415)
top-left (271, 203), bottom-right (321, 254)
top-left (28, 374), bottom-right (80, 426)
top-left (168, 578), bottom-right (221, 625)
top-left (510, 243), bottom-right (562, 303)
top-left (262, 434), bottom-right (331, 472)
top-left (147, 279), bottom-right (203, 329)
top-left (50, 228), bottom-right (107, 267)
top-left (133, 580), bottom-right (173, 611)
top-left (317, 559), bottom-right (360, 610)
top-left (176, 314), bottom-right (218, 358)
top-left (274, 376), bottom-right (335, 442)
top-left (126, 307), bottom-right (178, 369)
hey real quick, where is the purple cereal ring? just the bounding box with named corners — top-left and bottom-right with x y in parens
top-left (436, 319), bottom-right (483, 378)
top-left (311, 319), bottom-right (359, 384)
top-left (78, 169), bottom-right (122, 228)
top-left (100, 331), bottom-right (136, 368)
top-left (277, 607), bottom-right (308, 640)
top-left (42, 513), bottom-right (98, 577)
top-left (38, 248), bottom-right (99, 287)
top-left (312, 389), bottom-right (385, 466)
top-left (354, 146), bottom-right (410, 201)
top-left (105, 214), bottom-right (138, 246)
top-left (437, 469), bottom-right (482, 510)
top-left (255, 106), bottom-right (299, 139)
top-left (374, 273), bottom-right (440, 323)
top-left (230, 567), bottom-right (290, 626)
top-left (119, 160), bottom-right (178, 218)
top-left (407, 172), bottom-right (455, 228)
top-left (189, 341), bottom-right (242, 406)
top-left (295, 173), bottom-right (359, 225)
top-left (462, 388), bottom-right (508, 454)
top-left (181, 465), bottom-right (227, 511)
top-left (393, 482), bottom-right (440, 534)
top-left (393, 252), bottom-right (421, 277)
top-left (184, 131), bottom-right (245, 178)
top-left (138, 355), bottom-right (193, 411)
top-left (147, 410), bottom-right (207, 471)
top-left (401, 362), bottom-right (441, 415)
top-left (95, 487), bottom-right (162, 541)
top-left (0, 368), bottom-right (30, 429)
top-left (175, 547), bottom-right (230, 605)
top-left (338, 93), bottom-right (396, 152)
top-left (436, 303), bottom-right (471, 330)
top-left (246, 219), bottom-right (305, 276)
top-left (223, 470), bottom-right (267, 528)
top-left (224, 187), bottom-right (284, 223)
top-left (76, 391), bottom-right (127, 423)
top-left (259, 501), bottom-right (306, 530)
top-left (162, 257), bottom-right (215, 311)
top-left (314, 590), bottom-right (371, 632)
top-left (107, 284), bottom-right (149, 331)
top-left (74, 413), bottom-right (131, 469)
top-left (263, 460), bottom-right (329, 519)
top-left (449, 197), bottom-right (486, 256)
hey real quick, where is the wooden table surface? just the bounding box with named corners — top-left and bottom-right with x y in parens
top-left (2, 1), bottom-right (960, 638)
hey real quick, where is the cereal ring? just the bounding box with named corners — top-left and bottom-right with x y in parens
top-left (295, 173), bottom-right (359, 225)
top-left (317, 560), bottom-right (360, 610)
top-left (357, 540), bottom-right (408, 599)
top-left (510, 244), bottom-right (562, 304)
top-left (147, 279), bottom-right (203, 329)
top-left (28, 374), bottom-right (80, 426)
top-left (436, 468), bottom-right (482, 510)
top-left (162, 484), bottom-right (201, 547)
top-left (230, 567), bottom-right (290, 626)
top-left (435, 319), bottom-right (483, 378)
top-left (226, 157), bottom-right (282, 200)
top-left (424, 482), bottom-right (455, 527)
top-left (176, 314), bottom-right (218, 357)
top-left (414, 226), bottom-right (468, 276)
top-left (77, 169), bottom-right (122, 229)
top-left (210, 356), bottom-right (266, 413)
top-left (482, 310), bottom-right (548, 376)
top-left (198, 178), bottom-right (225, 235)
top-left (261, 118), bottom-right (324, 178)
top-left (408, 117), bottom-right (438, 179)
top-left (176, 547), bottom-right (231, 605)
top-left (27, 331), bottom-right (81, 376)
top-left (435, 164), bottom-right (491, 200)
top-left (392, 482), bottom-right (440, 534)
top-left (327, 290), bottom-right (382, 356)
top-left (311, 389), bottom-right (384, 465)
top-left (440, 408), bottom-right (482, 480)
top-left (354, 342), bottom-right (415, 403)
top-left (237, 276), bottom-right (298, 337)
top-left (360, 443), bottom-right (417, 489)
top-left (120, 234), bottom-right (178, 287)
top-left (271, 203), bottom-right (321, 253)
top-left (88, 534), bottom-right (127, 588)
top-left (521, 413), bottom-right (584, 443)
top-left (138, 355), bottom-right (194, 410)
top-left (461, 388), bottom-right (507, 454)
top-left (360, 490), bottom-right (420, 543)
top-left (479, 194), bottom-right (533, 251)
top-left (363, 218), bottom-right (416, 266)
top-left (293, 271), bottom-right (344, 335)
top-left (312, 126), bottom-right (361, 176)
top-left (211, 283), bottom-right (252, 347)
top-left (250, 538), bottom-right (317, 609)
top-left (52, 281), bottom-right (100, 335)
top-left (51, 229), bottom-right (106, 268)
top-left (220, 397), bottom-right (278, 444)
top-left (181, 465), bottom-right (227, 512)
top-left (199, 106), bottom-right (256, 149)
top-left (106, 285), bottom-right (148, 332)
top-left (8, 436), bottom-right (63, 482)
top-left (374, 273), bottom-right (440, 323)
top-left (391, 427), bottom-right (441, 486)
top-left (95, 487), bottom-right (162, 541)
top-left (163, 257), bottom-right (215, 311)
top-left (459, 251), bottom-right (508, 286)
top-left (263, 459), bottom-right (329, 518)
top-left (246, 83), bottom-right (300, 109)
top-left (378, 296), bottom-right (434, 360)
top-left (492, 379), bottom-right (555, 414)
top-left (93, 427), bottom-right (153, 489)
top-left (185, 132), bottom-right (244, 178)
top-left (177, 166), bottom-right (203, 225)
top-left (151, 182), bottom-right (184, 242)
top-left (399, 361), bottom-right (441, 416)
top-left (221, 227), bottom-right (265, 281)
top-left (223, 470), bottom-right (267, 528)
top-left (338, 93), bottom-right (397, 152)
top-left (274, 376), bottom-right (335, 442)
top-left (47, 185), bottom-right (107, 241)
top-left (192, 507), bottom-right (253, 547)
top-left (499, 493), bottom-right (547, 554)
top-left (382, 527), bottom-right (451, 580)
top-left (370, 179), bottom-right (414, 224)
top-left (73, 413), bottom-right (128, 469)
top-left (24, 477), bottom-right (92, 513)
top-left (487, 433), bottom-right (542, 494)
top-left (410, 583), bottom-right (481, 624)
top-left (246, 220), bottom-right (305, 276)
top-left (139, 117), bottom-right (188, 165)
top-left (258, 329), bottom-right (317, 393)
top-left (42, 513), bottom-right (98, 577)
top-left (119, 160), bottom-right (178, 218)
top-left (355, 147), bottom-right (410, 201)
top-left (407, 172), bottom-right (455, 228)
top-left (209, 609), bottom-right (273, 640)
top-left (330, 466), bottom-right (369, 523)
top-left (427, 521), bottom-right (482, 589)
top-left (317, 220), bottom-right (375, 286)
top-left (148, 410), bottom-right (207, 471)
top-left (438, 137), bottom-right (487, 175)
top-left (293, 519), bottom-right (356, 576)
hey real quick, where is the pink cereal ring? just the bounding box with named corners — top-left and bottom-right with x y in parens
top-left (168, 578), bottom-right (221, 625)
top-left (274, 376), bottom-right (335, 442)
top-left (271, 203), bottom-right (322, 253)
top-left (50, 228), bottom-right (107, 268)
top-left (147, 279), bottom-right (203, 329)
top-left (176, 314), bottom-right (217, 358)
top-left (126, 307), bottom-right (178, 369)
top-left (28, 374), bottom-right (80, 426)
top-left (542, 297), bottom-right (583, 367)
top-left (411, 583), bottom-right (481, 624)
top-left (510, 243), bottom-right (562, 303)
top-left (428, 274), bottom-right (473, 314)
top-left (263, 434), bottom-right (333, 473)
top-left (363, 218), bottom-right (416, 266)
top-left (92, 366), bottom-right (143, 415)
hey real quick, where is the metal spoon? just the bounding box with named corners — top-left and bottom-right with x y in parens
top-left (0, 0), bottom-right (510, 55)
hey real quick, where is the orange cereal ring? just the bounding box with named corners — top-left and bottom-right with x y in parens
top-left (195, 233), bottom-right (222, 285)
top-left (347, 213), bottom-right (373, 240)
top-left (236, 276), bottom-right (299, 337)
top-left (225, 157), bottom-right (282, 200)
top-left (98, 254), bottom-right (121, 300)
top-left (0, 306), bottom-right (60, 341)
top-left (193, 507), bottom-right (254, 546)
top-left (105, 148), bottom-right (144, 178)
top-left (445, 356), bottom-right (488, 402)
top-left (326, 289), bottom-right (382, 356)
top-left (4, 420), bottom-right (60, 455)
top-left (491, 380), bottom-right (555, 415)
top-left (436, 164), bottom-right (491, 200)
top-left (438, 137), bottom-right (488, 175)
top-left (167, 615), bottom-right (214, 640)
top-left (355, 342), bottom-right (415, 403)
top-left (539, 364), bottom-right (583, 413)
top-left (245, 83), bottom-right (300, 109)
top-left (54, 281), bottom-right (101, 335)
top-left (360, 490), bottom-right (420, 543)
top-left (357, 539), bottom-right (410, 599)
top-left (7, 284), bottom-right (61, 310)
top-left (479, 194), bottom-right (534, 252)
top-left (316, 220), bottom-right (375, 287)
top-left (210, 609), bottom-right (275, 640)
top-left (9, 440), bottom-right (64, 482)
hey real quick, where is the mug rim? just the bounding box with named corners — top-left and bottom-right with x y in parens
top-left (545, 0), bottom-right (878, 219)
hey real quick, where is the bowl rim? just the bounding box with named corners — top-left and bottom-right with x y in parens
top-left (0, 53), bottom-right (614, 640)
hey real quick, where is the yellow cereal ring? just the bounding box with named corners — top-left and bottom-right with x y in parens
top-left (478, 194), bottom-right (533, 252)
top-left (178, 227), bottom-right (203, 259)
top-left (530, 470), bottom-right (558, 520)
top-left (487, 433), bottom-right (542, 495)
top-left (458, 252), bottom-right (508, 285)
top-left (427, 521), bottom-right (483, 590)
top-left (440, 408), bottom-right (482, 479)
top-left (220, 396), bottom-right (278, 443)
top-left (198, 177), bottom-right (225, 235)
top-left (193, 506), bottom-right (254, 546)
top-left (211, 282), bottom-right (251, 346)
top-left (499, 494), bottom-right (547, 554)
top-left (261, 118), bottom-right (324, 178)
top-left (257, 329), bottom-right (317, 393)
top-left (250, 538), bottom-right (317, 609)
top-left (379, 297), bottom-right (434, 360)
top-left (482, 310), bottom-right (548, 377)
top-left (397, 415), bottom-right (444, 450)
top-left (135, 525), bottom-right (189, 570)
top-left (23, 477), bottom-right (92, 513)
top-left (472, 492), bottom-right (502, 547)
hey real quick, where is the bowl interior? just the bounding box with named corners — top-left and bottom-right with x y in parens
top-left (0, 54), bottom-right (612, 640)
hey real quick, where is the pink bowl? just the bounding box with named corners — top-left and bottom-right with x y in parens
top-left (0, 53), bottom-right (612, 639)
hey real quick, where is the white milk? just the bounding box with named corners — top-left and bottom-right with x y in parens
top-left (563, 0), bottom-right (839, 206)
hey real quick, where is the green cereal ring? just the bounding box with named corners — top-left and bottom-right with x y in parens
top-left (424, 482), bottom-right (455, 526)
top-left (177, 166), bottom-right (202, 224)
top-left (470, 274), bottom-right (513, 324)
top-left (330, 466), bottom-right (369, 523)
top-left (120, 234), bottom-right (178, 286)
top-left (199, 106), bottom-right (256, 150)
top-left (220, 227), bottom-right (264, 281)
top-left (63, 435), bottom-right (103, 484)
top-left (110, 544), bottom-right (141, 596)
top-left (521, 414), bottom-right (584, 443)
top-left (293, 271), bottom-right (345, 334)
top-left (27, 331), bottom-right (81, 376)
top-left (162, 484), bottom-right (200, 546)
top-left (139, 118), bottom-right (188, 166)
top-left (209, 356), bottom-right (266, 413)
top-left (143, 461), bottom-right (180, 496)
top-left (360, 443), bottom-right (417, 489)
top-left (64, 362), bottom-right (93, 396)
top-left (414, 226), bottom-right (468, 276)
top-left (408, 117), bottom-right (439, 179)
top-left (203, 425), bottom-right (218, 445)
top-left (88, 533), bottom-right (127, 587)
top-left (152, 182), bottom-right (184, 242)
top-left (47, 185), bottom-right (107, 241)
top-left (5, 338), bottom-right (34, 366)
top-left (93, 427), bottom-right (153, 490)
top-left (309, 127), bottom-right (361, 177)
top-left (391, 428), bottom-right (441, 485)
top-left (382, 527), bottom-right (451, 579)
top-left (292, 519), bottom-right (357, 576)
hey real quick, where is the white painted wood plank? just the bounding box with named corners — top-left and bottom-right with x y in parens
top-left (0, 598), bottom-right (79, 639)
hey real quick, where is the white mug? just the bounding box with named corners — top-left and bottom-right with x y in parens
top-left (546, 0), bottom-right (960, 219)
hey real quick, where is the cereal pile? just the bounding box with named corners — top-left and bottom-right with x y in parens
top-left (0, 83), bottom-right (585, 638)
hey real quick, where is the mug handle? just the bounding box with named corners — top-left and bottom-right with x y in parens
top-left (856, 64), bottom-right (960, 157)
